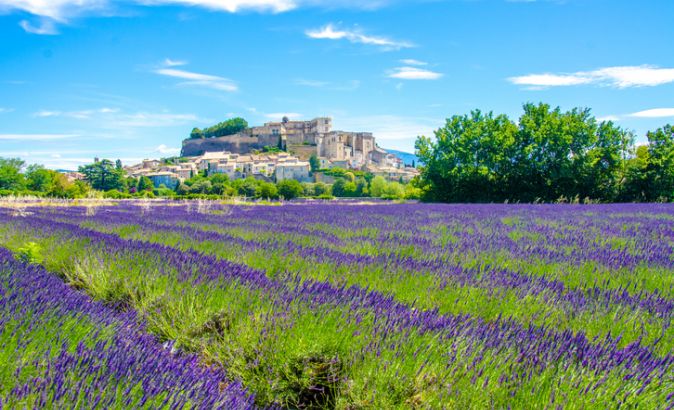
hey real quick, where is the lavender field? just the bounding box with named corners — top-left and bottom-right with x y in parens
top-left (1, 202), bottom-right (673, 409)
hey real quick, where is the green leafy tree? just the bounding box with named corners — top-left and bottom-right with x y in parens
top-left (277, 179), bottom-right (303, 199)
top-left (644, 125), bottom-right (674, 201)
top-left (0, 157), bottom-right (25, 191)
top-left (200, 118), bottom-right (249, 138)
top-left (137, 176), bottom-right (154, 192)
top-left (175, 183), bottom-right (191, 195)
top-left (78, 159), bottom-right (125, 191)
top-left (369, 176), bottom-right (387, 197)
top-left (314, 182), bottom-right (330, 196)
top-left (25, 165), bottom-right (54, 192)
top-left (258, 182), bottom-right (279, 199)
top-left (309, 154), bottom-right (320, 172)
top-left (190, 127), bottom-right (204, 139)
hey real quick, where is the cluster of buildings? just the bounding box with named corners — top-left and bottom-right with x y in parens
top-left (126, 152), bottom-right (312, 189)
top-left (128, 116), bottom-right (419, 188)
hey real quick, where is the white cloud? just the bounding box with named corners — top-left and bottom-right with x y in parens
top-left (33, 107), bottom-right (120, 119)
top-left (264, 112), bottom-right (302, 120)
top-left (596, 115), bottom-right (620, 122)
top-left (19, 18), bottom-right (58, 34)
top-left (294, 79), bottom-right (330, 88)
top-left (163, 58), bottom-right (187, 67)
top-left (293, 78), bottom-right (360, 91)
top-left (154, 144), bottom-right (180, 155)
top-left (0, 107), bottom-right (13, 113)
top-left (112, 112), bottom-right (202, 127)
top-left (0, 133), bottom-right (80, 141)
top-left (0, 0), bottom-right (108, 21)
top-left (629, 108), bottom-right (674, 118)
top-left (155, 66), bottom-right (238, 92)
top-left (306, 24), bottom-right (413, 50)
top-left (388, 66), bottom-right (443, 80)
top-left (137, 0), bottom-right (295, 13)
top-left (400, 59), bottom-right (426, 66)
top-left (509, 65), bottom-right (674, 89)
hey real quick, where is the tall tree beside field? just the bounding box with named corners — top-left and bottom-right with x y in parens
top-left (416, 103), bottom-right (638, 203)
top-left (0, 158), bottom-right (25, 191)
top-left (79, 159), bottom-right (125, 192)
top-left (643, 125), bottom-right (674, 201)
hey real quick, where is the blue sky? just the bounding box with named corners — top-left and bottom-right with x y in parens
top-left (1, 0), bottom-right (673, 170)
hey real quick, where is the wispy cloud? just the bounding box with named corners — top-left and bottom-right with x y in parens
top-left (33, 108), bottom-right (119, 119)
top-left (19, 18), bottom-right (58, 34)
top-left (0, 133), bottom-right (80, 141)
top-left (0, 107), bottom-right (13, 113)
top-left (154, 60), bottom-right (238, 92)
top-left (629, 108), bottom-right (674, 118)
top-left (596, 115), bottom-right (620, 122)
top-left (1, 0), bottom-right (394, 34)
top-left (163, 58), bottom-right (187, 67)
top-left (509, 65), bottom-right (674, 89)
top-left (306, 23), bottom-right (413, 50)
top-left (138, 0), bottom-right (295, 13)
top-left (388, 66), bottom-right (442, 80)
top-left (0, 0), bottom-right (108, 21)
top-left (32, 107), bottom-right (204, 128)
top-left (154, 144), bottom-right (180, 155)
top-left (293, 78), bottom-right (360, 91)
top-left (400, 59), bottom-right (427, 66)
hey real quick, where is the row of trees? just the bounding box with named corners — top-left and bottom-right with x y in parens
top-left (190, 117), bottom-right (249, 139)
top-left (0, 158), bottom-right (89, 198)
top-left (174, 171), bottom-right (419, 200)
top-left (415, 103), bottom-right (674, 203)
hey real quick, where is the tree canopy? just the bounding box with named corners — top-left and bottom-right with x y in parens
top-left (190, 118), bottom-right (249, 139)
top-left (415, 103), bottom-right (671, 203)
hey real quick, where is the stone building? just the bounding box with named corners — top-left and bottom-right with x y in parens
top-left (181, 116), bottom-right (381, 169)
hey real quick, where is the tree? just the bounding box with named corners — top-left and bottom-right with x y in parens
top-left (277, 179), bottom-right (303, 199)
top-left (175, 183), bottom-right (191, 195)
top-left (115, 159), bottom-right (123, 170)
top-left (309, 154), bottom-right (320, 172)
top-left (369, 176), bottom-right (387, 197)
top-left (415, 109), bottom-right (517, 202)
top-left (415, 103), bottom-right (634, 203)
top-left (644, 125), bottom-right (674, 201)
top-left (314, 182), bottom-right (329, 196)
top-left (190, 127), bottom-right (204, 139)
top-left (78, 159), bottom-right (125, 191)
top-left (0, 157), bottom-right (25, 191)
top-left (258, 182), bottom-right (279, 199)
top-left (190, 180), bottom-right (212, 194)
top-left (137, 176), bottom-right (154, 192)
top-left (25, 165), bottom-right (54, 192)
top-left (200, 118), bottom-right (248, 138)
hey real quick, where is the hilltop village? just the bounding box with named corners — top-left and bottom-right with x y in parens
top-left (127, 117), bottom-right (419, 189)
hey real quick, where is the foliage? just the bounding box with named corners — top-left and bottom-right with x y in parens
top-left (415, 103), bottom-right (663, 203)
top-left (79, 159), bottom-right (125, 192)
top-left (309, 154), bottom-right (320, 173)
top-left (0, 157), bottom-right (25, 191)
top-left (190, 118), bottom-right (249, 139)
top-left (277, 179), bottom-right (304, 199)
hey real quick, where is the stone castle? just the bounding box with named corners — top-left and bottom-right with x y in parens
top-left (181, 116), bottom-right (398, 170)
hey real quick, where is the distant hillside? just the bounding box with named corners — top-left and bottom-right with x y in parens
top-left (385, 149), bottom-right (419, 167)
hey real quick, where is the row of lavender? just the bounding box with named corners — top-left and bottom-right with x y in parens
top-left (0, 203), bottom-right (673, 407)
top-left (49, 203), bottom-right (674, 350)
top-left (0, 246), bottom-right (256, 409)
